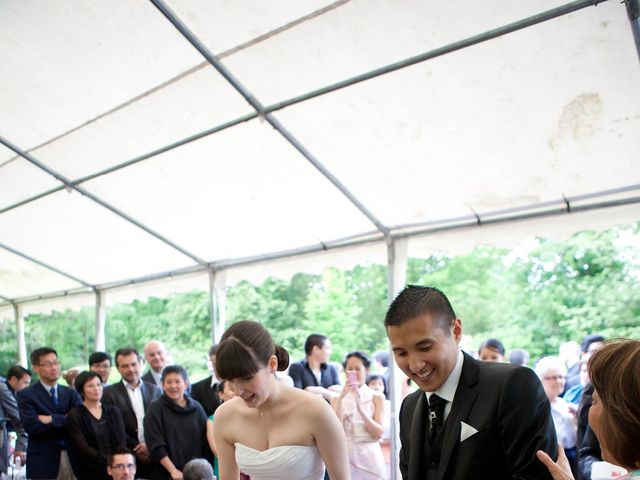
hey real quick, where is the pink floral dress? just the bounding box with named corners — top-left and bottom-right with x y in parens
top-left (340, 385), bottom-right (387, 479)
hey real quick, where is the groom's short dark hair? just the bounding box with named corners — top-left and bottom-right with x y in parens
top-left (385, 285), bottom-right (456, 334)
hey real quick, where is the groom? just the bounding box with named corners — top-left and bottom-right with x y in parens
top-left (385, 285), bottom-right (557, 480)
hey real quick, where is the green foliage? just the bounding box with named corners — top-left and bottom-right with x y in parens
top-left (1, 224), bottom-right (639, 377)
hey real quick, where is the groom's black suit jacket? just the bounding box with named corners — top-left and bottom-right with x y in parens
top-left (398, 352), bottom-right (557, 480)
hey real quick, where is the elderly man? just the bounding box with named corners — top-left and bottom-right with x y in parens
top-left (141, 341), bottom-right (169, 387)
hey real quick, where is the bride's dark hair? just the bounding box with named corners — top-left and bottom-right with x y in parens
top-left (215, 320), bottom-right (289, 381)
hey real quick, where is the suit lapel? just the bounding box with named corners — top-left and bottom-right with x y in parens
top-left (140, 382), bottom-right (154, 410)
top-left (408, 391), bottom-right (429, 479)
top-left (36, 382), bottom-right (57, 412)
top-left (436, 353), bottom-right (480, 479)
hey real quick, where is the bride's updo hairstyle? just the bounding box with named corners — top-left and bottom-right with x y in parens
top-left (215, 320), bottom-right (290, 381)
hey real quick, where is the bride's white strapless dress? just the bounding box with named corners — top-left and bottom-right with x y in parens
top-left (235, 443), bottom-right (325, 480)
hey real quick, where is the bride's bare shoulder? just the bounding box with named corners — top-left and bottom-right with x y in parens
top-left (285, 386), bottom-right (332, 412)
top-left (215, 397), bottom-right (244, 419)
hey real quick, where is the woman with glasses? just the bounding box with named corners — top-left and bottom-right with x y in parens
top-left (67, 371), bottom-right (126, 480)
top-left (535, 357), bottom-right (577, 475)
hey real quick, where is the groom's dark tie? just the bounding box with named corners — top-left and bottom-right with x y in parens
top-left (428, 394), bottom-right (447, 465)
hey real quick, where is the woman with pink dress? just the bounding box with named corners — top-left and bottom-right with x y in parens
top-left (332, 351), bottom-right (386, 479)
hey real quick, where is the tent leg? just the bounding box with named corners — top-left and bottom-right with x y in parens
top-left (95, 290), bottom-right (106, 351)
top-left (626, 0), bottom-right (640, 62)
top-left (386, 237), bottom-right (408, 480)
top-left (14, 303), bottom-right (28, 367)
top-left (209, 269), bottom-right (227, 343)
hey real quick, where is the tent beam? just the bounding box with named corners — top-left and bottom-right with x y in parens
top-left (150, 0), bottom-right (390, 236)
top-left (0, 241), bottom-right (93, 288)
top-left (0, 136), bottom-right (208, 267)
top-left (0, 0), bottom-right (609, 219)
top-left (2, 192), bottom-right (639, 308)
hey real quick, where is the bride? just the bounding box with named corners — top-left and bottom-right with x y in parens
top-left (213, 320), bottom-right (350, 480)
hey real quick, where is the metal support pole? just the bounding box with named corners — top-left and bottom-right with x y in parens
top-left (208, 269), bottom-right (218, 343)
top-left (209, 269), bottom-right (227, 343)
top-left (386, 237), bottom-right (408, 480)
top-left (626, 0), bottom-right (640, 61)
top-left (95, 290), bottom-right (106, 351)
top-left (13, 303), bottom-right (28, 367)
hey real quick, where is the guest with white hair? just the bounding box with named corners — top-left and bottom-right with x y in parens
top-left (536, 356), bottom-right (577, 474)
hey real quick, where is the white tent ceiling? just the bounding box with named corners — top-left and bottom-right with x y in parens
top-left (1, 0), bottom-right (639, 315)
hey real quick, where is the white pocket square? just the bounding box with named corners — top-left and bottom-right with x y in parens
top-left (460, 421), bottom-right (478, 442)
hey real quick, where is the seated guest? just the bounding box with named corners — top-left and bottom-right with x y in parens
top-left (183, 458), bottom-right (215, 480)
top-left (478, 338), bottom-right (507, 362)
top-left (107, 449), bottom-right (137, 480)
top-left (89, 352), bottom-right (113, 385)
top-left (67, 371), bottom-right (126, 480)
top-left (538, 339), bottom-right (640, 479)
top-left (144, 365), bottom-right (210, 479)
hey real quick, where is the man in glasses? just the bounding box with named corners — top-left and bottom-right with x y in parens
top-left (107, 449), bottom-right (137, 480)
top-left (17, 347), bottom-right (82, 480)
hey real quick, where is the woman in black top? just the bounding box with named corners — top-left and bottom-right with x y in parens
top-left (144, 365), bottom-right (210, 480)
top-left (67, 371), bottom-right (126, 480)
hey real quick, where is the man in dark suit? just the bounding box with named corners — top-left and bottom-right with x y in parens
top-left (385, 286), bottom-right (558, 480)
top-left (103, 347), bottom-right (161, 479)
top-left (17, 347), bottom-right (82, 479)
top-left (288, 334), bottom-right (340, 401)
top-left (190, 344), bottom-right (222, 417)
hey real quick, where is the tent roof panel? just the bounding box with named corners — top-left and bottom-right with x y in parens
top-left (83, 119), bottom-right (376, 260)
top-left (0, 0), bottom-right (638, 307)
top-left (274, 2), bottom-right (640, 226)
top-left (0, 0), bottom-right (202, 150)
top-left (0, 248), bottom-right (84, 299)
top-left (0, 190), bottom-right (195, 285)
top-left (219, 0), bottom-right (568, 104)
top-left (165, 0), bottom-right (340, 54)
top-left (0, 157), bottom-right (61, 211)
top-left (28, 66), bottom-right (253, 180)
